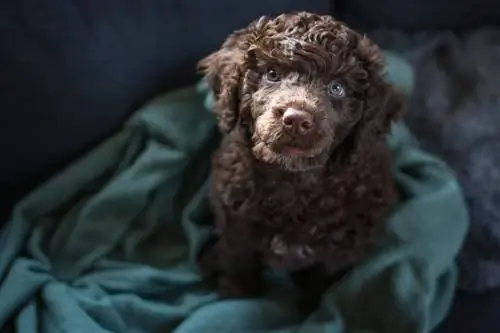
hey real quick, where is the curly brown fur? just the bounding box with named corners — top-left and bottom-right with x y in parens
top-left (198, 12), bottom-right (404, 310)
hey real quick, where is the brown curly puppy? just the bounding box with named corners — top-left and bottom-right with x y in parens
top-left (198, 12), bottom-right (403, 309)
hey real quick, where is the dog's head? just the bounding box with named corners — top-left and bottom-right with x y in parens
top-left (199, 12), bottom-right (403, 172)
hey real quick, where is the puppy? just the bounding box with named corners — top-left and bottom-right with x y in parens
top-left (198, 12), bottom-right (403, 310)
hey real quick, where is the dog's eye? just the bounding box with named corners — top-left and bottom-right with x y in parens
top-left (264, 68), bottom-right (281, 82)
top-left (328, 81), bottom-right (346, 98)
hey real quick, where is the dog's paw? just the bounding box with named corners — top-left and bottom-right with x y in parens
top-left (270, 235), bottom-right (288, 255)
top-left (271, 236), bottom-right (315, 258)
top-left (217, 276), bottom-right (264, 299)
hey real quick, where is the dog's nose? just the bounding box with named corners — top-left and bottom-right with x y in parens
top-left (282, 108), bottom-right (314, 134)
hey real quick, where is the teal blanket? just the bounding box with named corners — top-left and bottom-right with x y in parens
top-left (0, 55), bottom-right (468, 333)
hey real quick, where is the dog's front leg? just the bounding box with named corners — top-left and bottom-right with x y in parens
top-left (215, 231), bottom-right (264, 299)
top-left (199, 213), bottom-right (264, 299)
top-left (292, 263), bottom-right (351, 314)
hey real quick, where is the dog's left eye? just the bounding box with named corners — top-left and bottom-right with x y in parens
top-left (264, 68), bottom-right (281, 82)
top-left (328, 81), bottom-right (346, 98)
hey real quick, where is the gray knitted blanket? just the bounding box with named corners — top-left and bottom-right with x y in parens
top-left (370, 28), bottom-right (500, 292)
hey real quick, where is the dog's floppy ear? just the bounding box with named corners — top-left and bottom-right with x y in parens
top-left (198, 30), bottom-right (249, 134)
top-left (368, 82), bottom-right (404, 136)
top-left (356, 37), bottom-right (405, 138)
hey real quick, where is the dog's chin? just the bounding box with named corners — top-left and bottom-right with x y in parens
top-left (252, 142), bottom-right (329, 172)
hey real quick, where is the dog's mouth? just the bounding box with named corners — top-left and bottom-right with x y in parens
top-left (252, 131), bottom-right (330, 160)
top-left (281, 146), bottom-right (309, 156)
top-left (275, 144), bottom-right (321, 157)
top-left (250, 121), bottom-right (334, 171)
top-left (271, 133), bottom-right (331, 157)
top-left (251, 139), bottom-right (331, 172)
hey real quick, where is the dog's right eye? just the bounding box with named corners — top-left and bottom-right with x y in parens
top-left (264, 68), bottom-right (281, 82)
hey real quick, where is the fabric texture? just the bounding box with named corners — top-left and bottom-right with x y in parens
top-left (0, 55), bottom-right (468, 333)
top-left (336, 0), bottom-right (500, 31)
top-left (368, 28), bottom-right (500, 293)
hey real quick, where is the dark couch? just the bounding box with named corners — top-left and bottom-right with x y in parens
top-left (1, 0), bottom-right (500, 332)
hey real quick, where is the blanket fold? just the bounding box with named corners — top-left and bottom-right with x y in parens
top-left (0, 55), bottom-right (467, 333)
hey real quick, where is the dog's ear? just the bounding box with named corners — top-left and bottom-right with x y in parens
top-left (198, 31), bottom-right (248, 134)
top-left (367, 82), bottom-right (404, 136)
top-left (356, 37), bottom-right (405, 138)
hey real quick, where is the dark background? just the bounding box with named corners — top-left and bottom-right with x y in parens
top-left (1, 1), bottom-right (500, 332)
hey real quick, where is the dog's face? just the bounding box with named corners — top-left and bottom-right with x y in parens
top-left (246, 61), bottom-right (360, 172)
top-left (199, 12), bottom-right (402, 172)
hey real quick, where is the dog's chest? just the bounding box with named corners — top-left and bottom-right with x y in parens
top-left (215, 161), bottom-right (382, 272)
top-left (250, 172), bottom-right (370, 271)
top-left (257, 174), bottom-right (331, 217)
top-left (254, 168), bottom-right (353, 216)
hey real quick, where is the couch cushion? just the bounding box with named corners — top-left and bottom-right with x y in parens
top-left (336, 0), bottom-right (500, 31)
